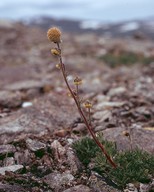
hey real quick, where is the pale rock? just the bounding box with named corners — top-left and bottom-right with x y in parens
top-left (95, 94), bottom-right (109, 103)
top-left (140, 183), bottom-right (151, 192)
top-left (0, 144), bottom-right (16, 157)
top-left (93, 110), bottom-right (112, 122)
top-left (51, 140), bottom-right (66, 160)
top-left (95, 101), bottom-right (125, 110)
top-left (3, 157), bottom-right (15, 166)
top-left (0, 165), bottom-right (23, 175)
top-left (22, 102), bottom-right (33, 108)
top-left (43, 171), bottom-right (74, 190)
top-left (124, 183), bottom-right (138, 192)
top-left (66, 148), bottom-right (79, 175)
top-left (4, 80), bottom-right (43, 91)
top-left (0, 90), bottom-right (22, 108)
top-left (67, 138), bottom-right (74, 145)
top-left (108, 87), bottom-right (126, 96)
top-left (73, 123), bottom-right (86, 133)
top-left (26, 138), bottom-right (46, 152)
top-left (63, 184), bottom-right (91, 192)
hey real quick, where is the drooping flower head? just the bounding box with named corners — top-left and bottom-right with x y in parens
top-left (84, 100), bottom-right (92, 109)
top-left (47, 27), bottom-right (61, 43)
top-left (74, 76), bottom-right (82, 85)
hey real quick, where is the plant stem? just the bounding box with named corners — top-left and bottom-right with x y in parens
top-left (56, 43), bottom-right (117, 168)
top-left (88, 108), bottom-right (91, 126)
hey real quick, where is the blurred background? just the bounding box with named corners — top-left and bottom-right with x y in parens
top-left (0, 0), bottom-right (154, 38)
top-left (0, 0), bottom-right (154, 22)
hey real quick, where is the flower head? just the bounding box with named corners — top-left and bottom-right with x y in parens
top-left (84, 100), bottom-right (92, 109)
top-left (74, 76), bottom-right (82, 85)
top-left (47, 27), bottom-right (61, 43)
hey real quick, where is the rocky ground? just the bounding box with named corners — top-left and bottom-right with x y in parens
top-left (0, 20), bottom-right (154, 192)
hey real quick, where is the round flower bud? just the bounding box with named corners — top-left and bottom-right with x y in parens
top-left (74, 76), bottom-right (82, 85)
top-left (47, 27), bottom-right (61, 43)
top-left (84, 100), bottom-right (92, 108)
top-left (67, 92), bottom-right (72, 97)
top-left (56, 63), bottom-right (61, 69)
top-left (51, 48), bottom-right (61, 56)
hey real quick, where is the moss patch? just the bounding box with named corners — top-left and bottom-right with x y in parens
top-left (73, 137), bottom-right (154, 189)
top-left (99, 52), bottom-right (154, 67)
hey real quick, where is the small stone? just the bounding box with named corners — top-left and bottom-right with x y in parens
top-left (89, 172), bottom-right (120, 192)
top-left (136, 107), bottom-right (151, 116)
top-left (63, 184), bottom-right (91, 192)
top-left (51, 140), bottom-right (66, 160)
top-left (124, 183), bottom-right (138, 192)
top-left (0, 91), bottom-right (22, 108)
top-left (0, 145), bottom-right (16, 158)
top-left (73, 123), bottom-right (86, 133)
top-left (3, 157), bottom-right (15, 166)
top-left (67, 138), bottom-right (74, 145)
top-left (95, 95), bottom-right (109, 103)
top-left (66, 148), bottom-right (80, 175)
top-left (140, 183), bottom-right (151, 192)
top-left (108, 87), bottom-right (126, 96)
top-left (0, 165), bottom-right (23, 175)
top-left (4, 80), bottom-right (43, 91)
top-left (93, 110), bottom-right (112, 122)
top-left (14, 150), bottom-right (31, 164)
top-left (26, 88), bottom-right (41, 99)
top-left (54, 129), bottom-right (69, 137)
top-left (95, 125), bottom-right (105, 131)
top-left (95, 101), bottom-right (125, 110)
top-left (0, 183), bottom-right (26, 192)
top-left (43, 171), bottom-right (74, 190)
top-left (26, 138), bottom-right (46, 152)
top-left (22, 102), bottom-right (33, 108)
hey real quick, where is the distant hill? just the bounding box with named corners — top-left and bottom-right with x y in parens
top-left (28, 16), bottom-right (154, 39)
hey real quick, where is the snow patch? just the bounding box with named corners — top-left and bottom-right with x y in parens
top-left (80, 20), bottom-right (103, 29)
top-left (120, 22), bottom-right (139, 32)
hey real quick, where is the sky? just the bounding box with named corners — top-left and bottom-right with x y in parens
top-left (0, 0), bottom-right (153, 22)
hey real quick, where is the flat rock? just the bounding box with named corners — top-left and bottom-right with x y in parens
top-left (124, 183), bottom-right (138, 192)
top-left (51, 140), bottom-right (66, 160)
top-left (66, 149), bottom-right (81, 175)
top-left (4, 80), bottom-right (44, 91)
top-left (93, 110), bottom-right (112, 122)
top-left (0, 165), bottom-right (23, 175)
top-left (3, 157), bottom-right (15, 166)
top-left (107, 87), bottom-right (126, 96)
top-left (0, 93), bottom-right (79, 143)
top-left (73, 123), bottom-right (86, 133)
top-left (89, 173), bottom-right (120, 192)
top-left (63, 185), bottom-right (91, 192)
top-left (43, 171), bottom-right (74, 190)
top-left (0, 90), bottom-right (22, 108)
top-left (95, 101), bottom-right (125, 110)
top-left (26, 138), bottom-right (46, 152)
top-left (0, 144), bottom-right (16, 157)
top-left (0, 183), bottom-right (26, 192)
top-left (103, 126), bottom-right (154, 153)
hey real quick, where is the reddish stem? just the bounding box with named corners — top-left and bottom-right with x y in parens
top-left (56, 43), bottom-right (117, 168)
